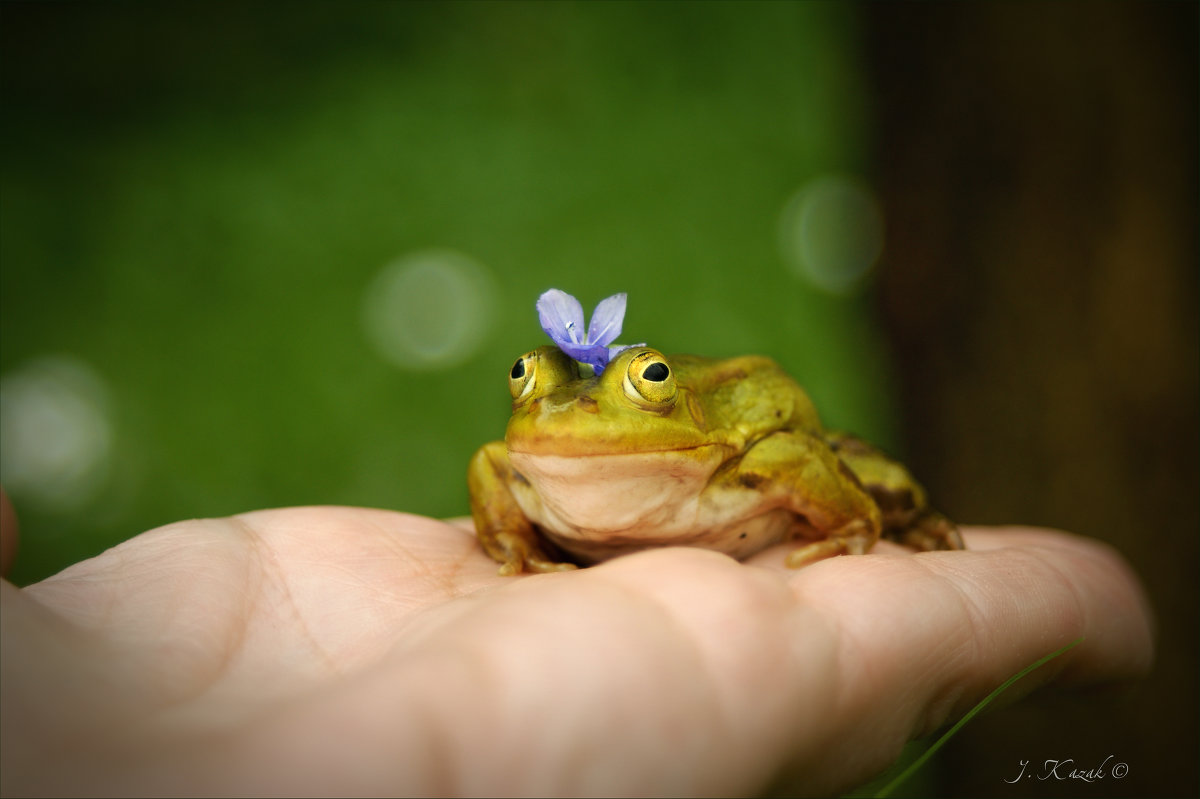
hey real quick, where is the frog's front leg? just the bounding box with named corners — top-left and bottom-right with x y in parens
top-left (467, 441), bottom-right (577, 576)
top-left (731, 431), bottom-right (883, 567)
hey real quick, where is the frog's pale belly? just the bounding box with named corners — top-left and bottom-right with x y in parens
top-left (507, 447), bottom-right (800, 564)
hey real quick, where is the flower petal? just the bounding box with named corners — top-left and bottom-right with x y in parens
top-left (556, 340), bottom-right (607, 365)
top-left (607, 343), bottom-right (646, 361)
top-left (537, 289), bottom-right (586, 345)
top-left (586, 293), bottom-right (627, 346)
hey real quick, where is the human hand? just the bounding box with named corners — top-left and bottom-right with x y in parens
top-left (0, 503), bottom-right (1153, 797)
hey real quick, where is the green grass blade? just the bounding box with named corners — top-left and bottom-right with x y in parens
top-left (873, 636), bottom-right (1084, 798)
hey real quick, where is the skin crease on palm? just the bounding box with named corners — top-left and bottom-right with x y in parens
top-left (0, 491), bottom-right (1153, 798)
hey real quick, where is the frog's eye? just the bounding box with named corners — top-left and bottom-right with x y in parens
top-left (508, 347), bottom-right (579, 403)
top-left (509, 353), bottom-right (538, 401)
top-left (624, 350), bottom-right (677, 405)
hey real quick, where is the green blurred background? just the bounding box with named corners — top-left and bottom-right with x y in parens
top-left (2, 2), bottom-right (1197, 797)
top-left (2, 1), bottom-right (893, 585)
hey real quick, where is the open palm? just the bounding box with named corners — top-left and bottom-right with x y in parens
top-left (1, 506), bottom-right (1152, 797)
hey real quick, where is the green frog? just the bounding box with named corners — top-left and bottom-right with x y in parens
top-left (468, 345), bottom-right (963, 575)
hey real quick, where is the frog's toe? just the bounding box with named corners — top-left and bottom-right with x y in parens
top-left (785, 538), bottom-right (848, 568)
top-left (489, 533), bottom-right (536, 576)
top-left (517, 541), bottom-right (577, 574)
top-left (889, 512), bottom-right (964, 552)
top-left (496, 558), bottom-right (576, 576)
top-left (526, 559), bottom-right (578, 574)
top-left (840, 520), bottom-right (877, 556)
top-left (785, 519), bottom-right (881, 568)
top-left (497, 561), bottom-right (521, 577)
top-left (489, 532), bottom-right (577, 575)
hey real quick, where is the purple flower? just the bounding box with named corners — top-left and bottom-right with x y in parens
top-left (536, 289), bottom-right (641, 374)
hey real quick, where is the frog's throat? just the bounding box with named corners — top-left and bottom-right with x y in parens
top-left (507, 445), bottom-right (732, 535)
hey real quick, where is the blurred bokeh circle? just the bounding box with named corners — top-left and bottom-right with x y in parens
top-left (779, 174), bottom-right (884, 295)
top-left (362, 249), bottom-right (497, 371)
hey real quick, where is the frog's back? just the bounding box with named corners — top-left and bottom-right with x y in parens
top-left (670, 353), bottom-right (822, 441)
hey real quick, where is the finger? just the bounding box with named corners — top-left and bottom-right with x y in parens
top-left (773, 526), bottom-right (1153, 793)
top-left (751, 525), bottom-right (1153, 686)
top-left (808, 526), bottom-right (1152, 697)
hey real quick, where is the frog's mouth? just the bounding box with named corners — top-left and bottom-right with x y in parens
top-left (507, 442), bottom-right (726, 457)
top-left (504, 387), bottom-right (722, 458)
top-left (505, 425), bottom-right (736, 459)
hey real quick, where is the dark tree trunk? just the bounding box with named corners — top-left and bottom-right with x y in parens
top-left (864, 3), bottom-right (1198, 796)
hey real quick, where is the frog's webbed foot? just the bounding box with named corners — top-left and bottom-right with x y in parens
top-left (886, 511), bottom-right (965, 552)
top-left (784, 519), bottom-right (876, 568)
top-left (490, 531), bottom-right (578, 576)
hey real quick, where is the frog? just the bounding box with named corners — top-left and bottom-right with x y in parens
top-left (468, 344), bottom-right (963, 575)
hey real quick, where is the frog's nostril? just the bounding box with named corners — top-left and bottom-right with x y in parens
top-left (576, 396), bottom-right (600, 414)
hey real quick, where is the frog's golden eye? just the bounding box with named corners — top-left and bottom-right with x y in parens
top-left (624, 350), bottom-right (677, 405)
top-left (509, 353), bottom-right (538, 401)
top-left (508, 346), bottom-right (579, 404)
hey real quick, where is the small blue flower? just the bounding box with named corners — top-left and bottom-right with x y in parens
top-left (536, 289), bottom-right (641, 374)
